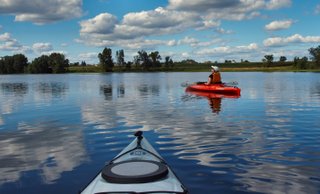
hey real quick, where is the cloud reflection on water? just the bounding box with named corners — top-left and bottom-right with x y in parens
top-left (79, 73), bottom-right (320, 194)
top-left (1, 73), bottom-right (320, 194)
top-left (0, 79), bottom-right (85, 187)
top-left (0, 122), bottom-right (87, 185)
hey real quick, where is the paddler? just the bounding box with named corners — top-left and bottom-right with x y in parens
top-left (206, 66), bottom-right (222, 85)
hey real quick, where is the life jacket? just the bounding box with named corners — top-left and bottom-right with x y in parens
top-left (209, 72), bottom-right (221, 84)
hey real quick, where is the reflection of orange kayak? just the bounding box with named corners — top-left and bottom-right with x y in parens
top-left (186, 83), bottom-right (241, 96)
top-left (186, 88), bottom-right (240, 98)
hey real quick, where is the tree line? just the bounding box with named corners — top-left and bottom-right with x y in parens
top-left (0, 53), bottom-right (69, 74)
top-left (98, 48), bottom-right (174, 72)
top-left (262, 45), bottom-right (320, 69)
top-left (1, 45), bottom-right (320, 74)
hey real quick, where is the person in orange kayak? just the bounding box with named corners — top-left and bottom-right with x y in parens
top-left (206, 66), bottom-right (222, 85)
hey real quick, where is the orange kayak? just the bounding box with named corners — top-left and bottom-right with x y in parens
top-left (186, 83), bottom-right (241, 96)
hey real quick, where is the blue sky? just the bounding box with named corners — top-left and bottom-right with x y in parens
top-left (0, 0), bottom-right (320, 64)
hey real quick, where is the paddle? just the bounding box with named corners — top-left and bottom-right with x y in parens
top-left (224, 81), bottom-right (238, 86)
top-left (180, 81), bottom-right (204, 87)
top-left (181, 81), bottom-right (238, 87)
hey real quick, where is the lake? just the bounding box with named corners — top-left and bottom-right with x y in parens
top-left (0, 72), bottom-right (320, 194)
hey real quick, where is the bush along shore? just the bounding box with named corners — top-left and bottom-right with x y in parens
top-left (1, 46), bottom-right (320, 74)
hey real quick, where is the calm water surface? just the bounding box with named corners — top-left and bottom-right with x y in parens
top-left (0, 72), bottom-right (320, 194)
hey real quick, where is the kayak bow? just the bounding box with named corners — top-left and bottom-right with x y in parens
top-left (80, 131), bottom-right (188, 194)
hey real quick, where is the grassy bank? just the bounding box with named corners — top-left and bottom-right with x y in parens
top-left (68, 61), bottom-right (320, 73)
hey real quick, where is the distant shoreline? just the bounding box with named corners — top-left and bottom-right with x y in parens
top-left (68, 63), bottom-right (320, 73)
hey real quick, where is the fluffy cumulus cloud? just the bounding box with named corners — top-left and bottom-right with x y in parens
top-left (78, 7), bottom-right (201, 48)
top-left (0, 32), bottom-right (11, 41)
top-left (266, 0), bottom-right (292, 10)
top-left (80, 13), bottom-right (118, 34)
top-left (168, 0), bottom-right (291, 20)
top-left (265, 20), bottom-right (294, 31)
top-left (263, 34), bottom-right (320, 47)
top-left (0, 0), bottom-right (83, 24)
top-left (77, 0), bottom-right (292, 57)
top-left (32, 42), bottom-right (53, 53)
top-left (0, 32), bottom-right (30, 52)
top-left (121, 7), bottom-right (200, 34)
top-left (78, 0), bottom-right (292, 41)
top-left (168, 0), bottom-right (242, 11)
top-left (80, 7), bottom-right (200, 39)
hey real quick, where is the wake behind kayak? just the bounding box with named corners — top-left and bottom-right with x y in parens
top-left (80, 131), bottom-right (188, 194)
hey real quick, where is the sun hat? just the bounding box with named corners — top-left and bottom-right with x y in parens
top-left (211, 66), bottom-right (219, 71)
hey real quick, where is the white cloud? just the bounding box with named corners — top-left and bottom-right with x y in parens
top-left (78, 8), bottom-right (201, 48)
top-left (178, 36), bottom-right (199, 46)
top-left (181, 52), bottom-right (190, 58)
top-left (118, 7), bottom-right (201, 37)
top-left (77, 0), bottom-right (292, 51)
top-left (177, 36), bottom-right (223, 47)
top-left (197, 20), bottom-right (221, 30)
top-left (167, 40), bottom-right (177, 46)
top-left (168, 0), bottom-right (242, 11)
top-left (196, 43), bottom-right (259, 56)
top-left (0, 32), bottom-right (11, 41)
top-left (76, 0), bottom-right (294, 60)
top-left (80, 13), bottom-right (118, 34)
top-left (266, 0), bottom-right (291, 10)
top-left (32, 43), bottom-right (53, 53)
top-left (120, 39), bottom-right (175, 50)
top-left (0, 40), bottom-right (21, 51)
top-left (215, 27), bottom-right (233, 34)
top-left (76, 36), bottom-right (174, 50)
top-left (265, 20), bottom-right (294, 31)
top-left (168, 0), bottom-right (291, 20)
top-left (263, 34), bottom-right (320, 47)
top-left (78, 52), bottom-right (98, 62)
top-left (0, 32), bottom-right (30, 52)
top-left (0, 0), bottom-right (83, 24)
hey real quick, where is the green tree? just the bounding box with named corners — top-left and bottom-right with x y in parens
top-left (309, 45), bottom-right (320, 68)
top-left (0, 58), bottom-right (4, 74)
top-left (98, 47), bottom-right (114, 72)
top-left (137, 50), bottom-right (151, 70)
top-left (49, 53), bottom-right (69, 73)
top-left (293, 56), bottom-right (308, 69)
top-left (81, 61), bottom-right (87, 66)
top-left (149, 51), bottom-right (161, 67)
top-left (2, 56), bottom-right (14, 74)
top-left (116, 49), bottom-right (125, 67)
top-left (29, 55), bottom-right (51, 73)
top-left (12, 54), bottom-right (28, 73)
top-left (0, 55), bottom-right (28, 74)
top-left (279, 56), bottom-right (287, 62)
top-left (164, 56), bottom-right (173, 68)
top-left (264, 55), bottom-right (274, 67)
top-left (125, 61), bottom-right (132, 70)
